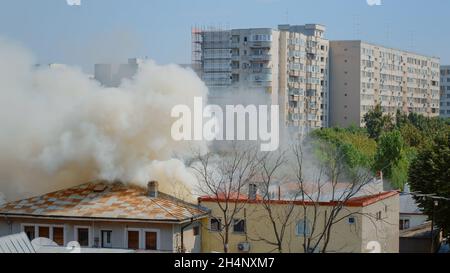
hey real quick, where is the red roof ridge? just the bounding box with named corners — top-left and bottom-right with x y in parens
top-left (199, 190), bottom-right (399, 208)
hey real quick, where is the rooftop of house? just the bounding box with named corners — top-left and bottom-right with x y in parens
top-left (400, 222), bottom-right (439, 238)
top-left (267, 179), bottom-right (385, 201)
top-left (199, 190), bottom-right (399, 208)
top-left (0, 181), bottom-right (208, 223)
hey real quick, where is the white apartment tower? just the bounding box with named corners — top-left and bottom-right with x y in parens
top-left (192, 24), bottom-right (330, 134)
top-left (440, 66), bottom-right (450, 118)
top-left (329, 41), bottom-right (440, 127)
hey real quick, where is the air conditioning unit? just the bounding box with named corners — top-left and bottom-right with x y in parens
top-left (237, 242), bottom-right (251, 252)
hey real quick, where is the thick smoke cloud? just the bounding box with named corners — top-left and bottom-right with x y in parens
top-left (0, 37), bottom-right (208, 202)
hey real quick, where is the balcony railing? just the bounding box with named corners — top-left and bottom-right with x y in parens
top-left (249, 54), bottom-right (272, 61)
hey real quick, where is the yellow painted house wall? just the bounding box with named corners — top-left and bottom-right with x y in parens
top-left (200, 194), bottom-right (399, 253)
top-left (361, 194), bottom-right (400, 253)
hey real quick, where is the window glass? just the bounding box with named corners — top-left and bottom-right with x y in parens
top-left (145, 232), bottom-right (157, 250)
top-left (233, 219), bottom-right (246, 233)
top-left (24, 226), bottom-right (35, 241)
top-left (77, 228), bottom-right (89, 247)
top-left (127, 230), bottom-right (139, 249)
top-left (53, 227), bottom-right (64, 246)
top-left (38, 226), bottom-right (50, 239)
top-left (296, 219), bottom-right (311, 236)
top-left (210, 218), bottom-right (222, 232)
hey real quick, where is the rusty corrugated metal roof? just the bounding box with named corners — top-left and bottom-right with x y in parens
top-left (0, 182), bottom-right (207, 223)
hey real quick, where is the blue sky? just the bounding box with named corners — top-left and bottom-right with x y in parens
top-left (0, 0), bottom-right (448, 72)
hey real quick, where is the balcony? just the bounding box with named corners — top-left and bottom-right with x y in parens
top-left (249, 54), bottom-right (272, 62)
top-left (203, 54), bottom-right (232, 60)
top-left (248, 41), bottom-right (272, 48)
top-left (252, 73), bottom-right (272, 82)
top-left (252, 68), bottom-right (272, 74)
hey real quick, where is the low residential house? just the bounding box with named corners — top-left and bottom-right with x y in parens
top-left (399, 184), bottom-right (428, 230)
top-left (400, 222), bottom-right (442, 253)
top-left (0, 181), bottom-right (208, 253)
top-left (199, 186), bottom-right (400, 253)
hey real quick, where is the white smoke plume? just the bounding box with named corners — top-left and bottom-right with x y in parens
top-left (0, 37), bottom-right (208, 202)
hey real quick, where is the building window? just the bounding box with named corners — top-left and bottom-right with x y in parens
top-left (145, 231), bottom-right (157, 250)
top-left (210, 218), bottom-right (222, 232)
top-left (127, 230), bottom-right (140, 249)
top-left (233, 219), bottom-right (246, 233)
top-left (101, 230), bottom-right (112, 248)
top-left (296, 219), bottom-right (311, 236)
top-left (38, 226), bottom-right (50, 239)
top-left (400, 219), bottom-right (410, 230)
top-left (76, 227), bottom-right (90, 247)
top-left (53, 227), bottom-right (64, 246)
top-left (23, 224), bottom-right (64, 245)
top-left (348, 217), bottom-right (356, 224)
top-left (376, 211), bottom-right (382, 221)
top-left (23, 226), bottom-right (35, 241)
top-left (193, 226), bottom-right (200, 236)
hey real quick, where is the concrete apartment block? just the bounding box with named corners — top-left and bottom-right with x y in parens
top-left (440, 65), bottom-right (450, 118)
top-left (94, 58), bottom-right (143, 87)
top-left (329, 41), bottom-right (440, 127)
top-left (192, 24), bottom-right (330, 136)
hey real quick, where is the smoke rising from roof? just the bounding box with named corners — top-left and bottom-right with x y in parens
top-left (0, 37), bottom-right (208, 202)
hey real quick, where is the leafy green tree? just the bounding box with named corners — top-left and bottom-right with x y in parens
top-left (395, 109), bottom-right (409, 129)
top-left (409, 130), bottom-right (450, 236)
top-left (373, 130), bottom-right (408, 189)
top-left (311, 128), bottom-right (376, 170)
top-left (363, 104), bottom-right (394, 140)
top-left (399, 123), bottom-right (426, 149)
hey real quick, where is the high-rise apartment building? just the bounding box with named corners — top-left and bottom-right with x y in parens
top-left (440, 65), bottom-right (450, 118)
top-left (192, 24), bottom-right (330, 134)
top-left (94, 58), bottom-right (144, 87)
top-left (329, 41), bottom-right (440, 127)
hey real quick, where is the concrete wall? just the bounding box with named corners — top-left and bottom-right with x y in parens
top-left (329, 41), bottom-right (362, 127)
top-left (330, 40), bottom-right (440, 128)
top-left (172, 222), bottom-right (202, 253)
top-left (361, 193), bottom-right (399, 253)
top-left (400, 236), bottom-right (440, 253)
top-left (441, 66), bottom-right (450, 118)
top-left (200, 194), bottom-right (399, 253)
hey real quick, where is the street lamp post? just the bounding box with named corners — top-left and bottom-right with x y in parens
top-left (430, 200), bottom-right (438, 253)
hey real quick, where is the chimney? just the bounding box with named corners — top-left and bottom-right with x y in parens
top-left (248, 183), bottom-right (257, 200)
top-left (147, 181), bottom-right (159, 198)
top-left (278, 185), bottom-right (281, 201)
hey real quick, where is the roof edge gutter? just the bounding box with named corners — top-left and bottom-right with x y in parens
top-left (0, 213), bottom-right (208, 225)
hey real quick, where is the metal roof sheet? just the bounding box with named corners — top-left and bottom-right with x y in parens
top-left (0, 232), bottom-right (36, 253)
top-left (0, 182), bottom-right (207, 222)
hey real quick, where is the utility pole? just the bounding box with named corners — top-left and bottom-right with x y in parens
top-left (403, 191), bottom-right (450, 253)
top-left (430, 200), bottom-right (438, 253)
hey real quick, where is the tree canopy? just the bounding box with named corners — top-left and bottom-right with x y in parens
top-left (409, 129), bottom-right (450, 236)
